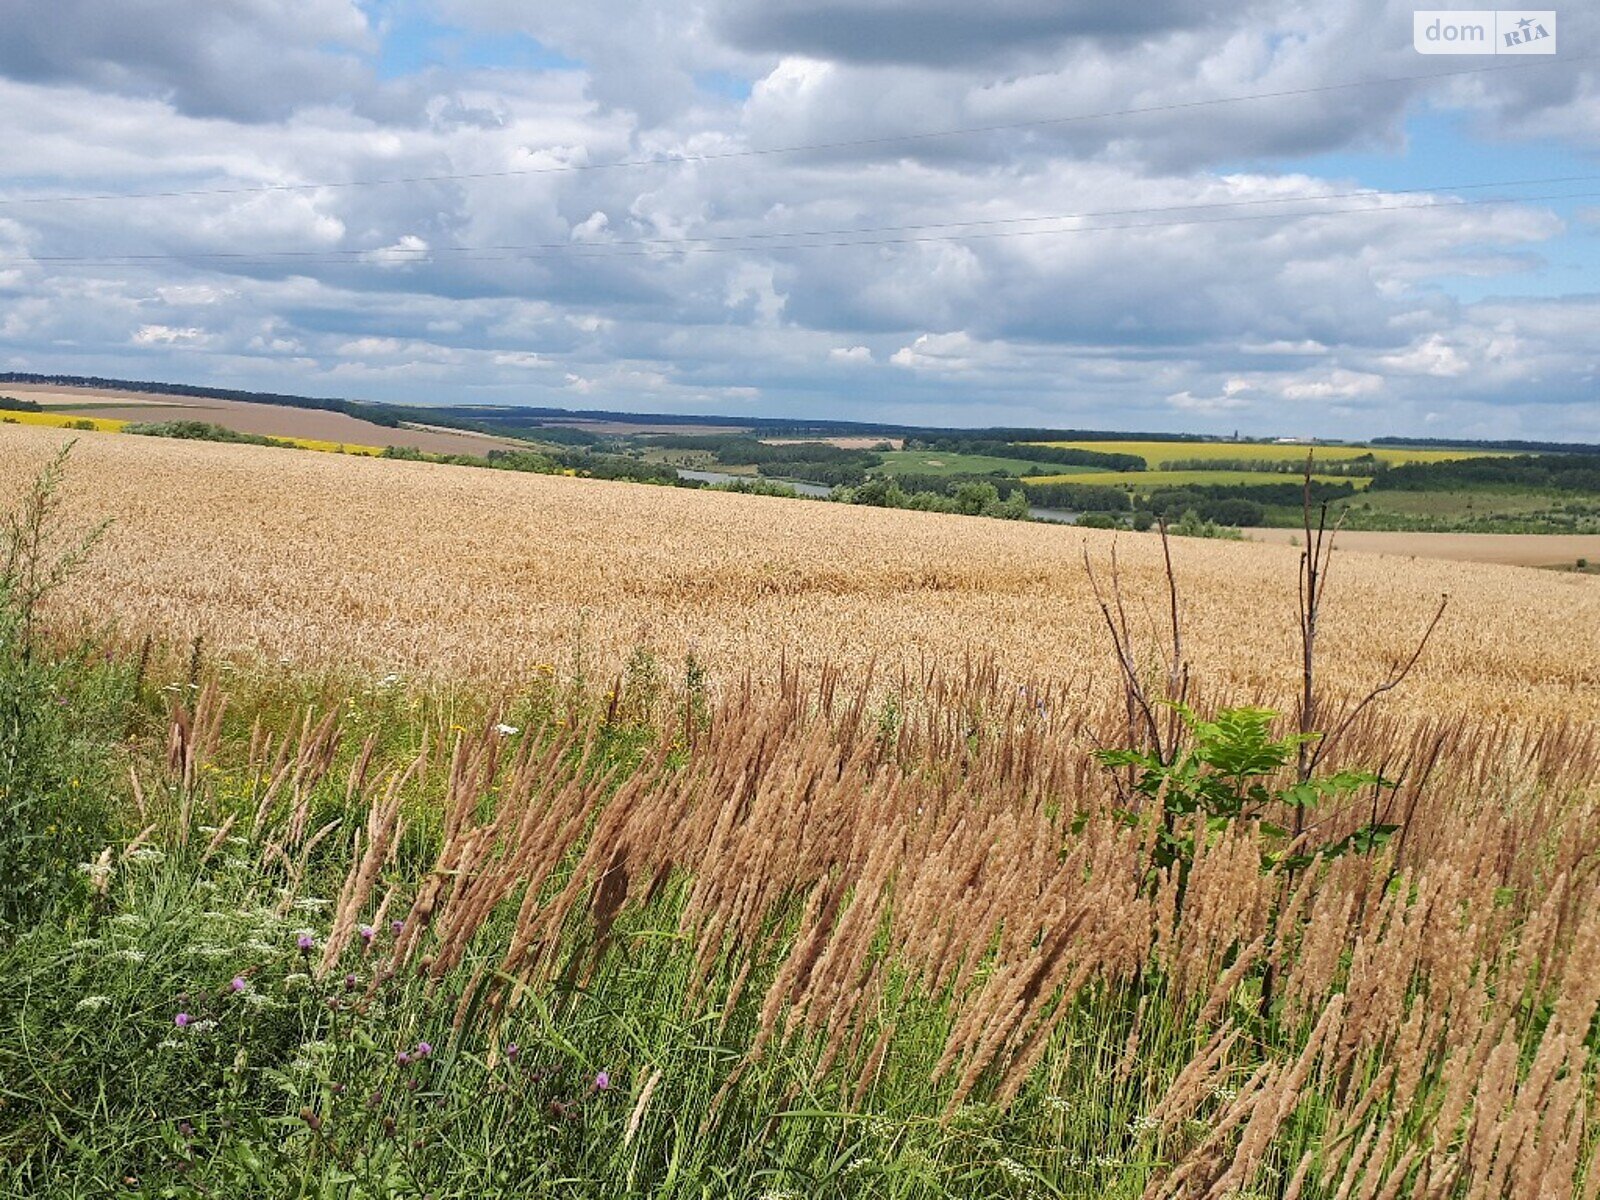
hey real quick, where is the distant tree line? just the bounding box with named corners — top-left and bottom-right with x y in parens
top-left (832, 477), bottom-right (1032, 520)
top-left (125, 420), bottom-right (298, 448)
top-left (1372, 436), bottom-right (1600, 454)
top-left (1368, 454), bottom-right (1600, 494)
top-left (382, 444), bottom-right (688, 487)
top-left (904, 434), bottom-right (1145, 471)
top-left (1158, 456), bottom-right (1386, 477)
top-left (1019, 481), bottom-right (1133, 511)
top-left (0, 395), bottom-right (42, 412)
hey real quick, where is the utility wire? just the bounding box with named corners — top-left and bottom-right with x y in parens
top-left (0, 53), bottom-right (1592, 208)
top-left (17, 170), bottom-right (1600, 262)
top-left (8, 181), bottom-right (1593, 269)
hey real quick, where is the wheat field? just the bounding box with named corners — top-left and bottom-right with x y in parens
top-left (7, 420), bottom-right (1600, 1195)
top-left (4, 422), bottom-right (1596, 725)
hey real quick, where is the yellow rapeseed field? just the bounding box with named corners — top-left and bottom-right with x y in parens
top-left (4, 422), bottom-right (1596, 724)
top-left (0, 411), bottom-right (129, 433)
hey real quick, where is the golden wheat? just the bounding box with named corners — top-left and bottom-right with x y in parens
top-left (3, 423), bottom-right (1596, 727)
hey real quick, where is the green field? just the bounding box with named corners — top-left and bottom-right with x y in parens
top-left (1030, 441), bottom-right (1503, 469)
top-left (1027, 469), bottom-right (1372, 490)
top-left (875, 449), bottom-right (1092, 477)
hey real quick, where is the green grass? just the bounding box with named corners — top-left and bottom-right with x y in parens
top-left (0, 662), bottom-right (1200, 1199)
top-left (874, 450), bottom-right (1094, 478)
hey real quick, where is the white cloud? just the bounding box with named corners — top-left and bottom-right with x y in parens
top-left (890, 331), bottom-right (979, 372)
top-left (364, 235), bottom-right (431, 268)
top-left (1378, 335), bottom-right (1470, 378)
top-left (1279, 369), bottom-right (1385, 401)
top-left (0, 0), bottom-right (1594, 436)
top-left (132, 324), bottom-right (206, 345)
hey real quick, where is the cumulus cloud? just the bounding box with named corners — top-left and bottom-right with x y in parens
top-left (0, 0), bottom-right (1594, 436)
top-left (0, 0), bottom-right (375, 122)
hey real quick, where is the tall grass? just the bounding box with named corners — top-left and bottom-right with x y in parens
top-left (1, 645), bottom-right (1597, 1196)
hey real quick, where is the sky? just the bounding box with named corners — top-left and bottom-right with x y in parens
top-left (0, 1), bottom-right (1596, 439)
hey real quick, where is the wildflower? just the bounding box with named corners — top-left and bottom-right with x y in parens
top-left (127, 847), bottom-right (165, 865)
top-left (296, 933), bottom-right (315, 953)
top-left (505, 1043), bottom-right (520, 1061)
top-left (229, 977), bottom-right (247, 993)
top-left (174, 1012), bottom-right (192, 1028)
top-left (390, 920), bottom-right (404, 937)
top-left (344, 973), bottom-right (358, 991)
top-left (358, 925), bottom-right (374, 945)
top-left (494, 723), bottom-right (519, 737)
top-left (77, 848), bottom-right (114, 896)
top-left (115, 948), bottom-right (147, 963)
top-left (998, 1158), bottom-right (1033, 1184)
top-left (414, 1041), bottom-right (433, 1059)
top-left (396, 1051), bottom-right (412, 1066)
top-left (592, 1070), bottom-right (611, 1092)
top-left (75, 995), bottom-right (111, 1012)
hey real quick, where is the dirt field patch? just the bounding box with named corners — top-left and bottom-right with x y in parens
top-left (1249, 527), bottom-right (1600, 567)
top-left (4, 384), bottom-right (527, 457)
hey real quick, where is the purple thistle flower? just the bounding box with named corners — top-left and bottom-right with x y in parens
top-left (396, 1051), bottom-right (411, 1066)
top-left (358, 925), bottom-right (374, 944)
top-left (592, 1070), bottom-right (611, 1092)
top-left (297, 933), bottom-right (315, 952)
top-left (414, 1041), bottom-right (433, 1059)
top-left (229, 977), bottom-right (246, 993)
top-left (344, 973), bottom-right (357, 992)
top-left (174, 1012), bottom-right (191, 1028)
top-left (390, 920), bottom-right (404, 937)
top-left (505, 1043), bottom-right (520, 1061)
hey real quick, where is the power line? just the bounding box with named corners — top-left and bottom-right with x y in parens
top-left (8, 180), bottom-right (1593, 269)
top-left (0, 53), bottom-right (1592, 208)
top-left (19, 170), bottom-right (1600, 262)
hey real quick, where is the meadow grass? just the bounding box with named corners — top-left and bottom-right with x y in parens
top-left (4, 645), bottom-right (1599, 1198)
top-left (873, 449), bottom-right (1095, 478)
